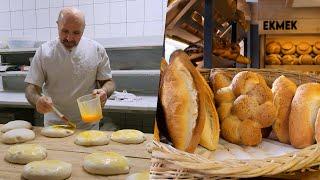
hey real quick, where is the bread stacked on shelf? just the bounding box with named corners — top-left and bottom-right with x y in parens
top-left (265, 41), bottom-right (320, 65)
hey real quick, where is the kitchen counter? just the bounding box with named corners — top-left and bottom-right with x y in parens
top-left (0, 125), bottom-right (153, 179)
top-left (0, 91), bottom-right (157, 111)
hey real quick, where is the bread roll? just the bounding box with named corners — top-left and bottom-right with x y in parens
top-left (211, 71), bottom-right (276, 146)
top-left (5, 144), bottom-right (47, 164)
top-left (41, 125), bottom-right (75, 138)
top-left (265, 54), bottom-right (281, 65)
top-left (266, 41), bottom-right (281, 54)
top-left (236, 55), bottom-right (251, 64)
top-left (1, 129), bottom-right (35, 144)
top-left (22, 160), bottom-right (72, 180)
top-left (209, 71), bottom-right (232, 93)
top-left (281, 55), bottom-right (299, 65)
top-left (74, 130), bottom-right (109, 146)
top-left (1, 120), bottom-right (32, 133)
top-left (313, 41), bottom-right (320, 55)
top-left (160, 50), bottom-right (219, 152)
top-left (111, 129), bottom-right (146, 144)
top-left (297, 42), bottom-right (312, 55)
top-left (299, 54), bottom-right (313, 65)
top-left (272, 76), bottom-right (297, 144)
top-left (83, 152), bottom-right (129, 175)
top-left (281, 42), bottom-right (296, 55)
top-left (314, 55), bottom-right (320, 65)
top-left (289, 83), bottom-right (320, 148)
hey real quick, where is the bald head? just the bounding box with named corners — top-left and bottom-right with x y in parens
top-left (56, 7), bottom-right (85, 50)
top-left (57, 7), bottom-right (85, 29)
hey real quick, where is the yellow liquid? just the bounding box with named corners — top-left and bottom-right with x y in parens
top-left (81, 114), bottom-right (102, 122)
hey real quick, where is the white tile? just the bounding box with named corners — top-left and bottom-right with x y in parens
top-left (10, 0), bottom-right (23, 11)
top-left (11, 11), bottom-right (23, 30)
top-left (110, 23), bottom-right (126, 37)
top-left (110, 1), bottom-right (126, 23)
top-left (94, 0), bottom-right (106, 3)
top-left (84, 25), bottom-right (94, 38)
top-left (37, 28), bottom-right (51, 41)
top-left (23, 29), bottom-right (36, 39)
top-left (23, 0), bottom-right (36, 10)
top-left (145, 0), bottom-right (162, 21)
top-left (94, 24), bottom-right (110, 38)
top-left (0, 12), bottom-right (10, 30)
top-left (36, 9), bottom-right (50, 28)
top-left (12, 30), bottom-right (24, 37)
top-left (50, 27), bottom-right (58, 40)
top-left (49, 7), bottom-right (60, 27)
top-left (36, 0), bottom-right (49, 9)
top-left (50, 0), bottom-right (64, 8)
top-left (94, 3), bottom-right (109, 24)
top-left (0, 0), bottom-right (10, 12)
top-left (23, 10), bottom-right (36, 29)
top-left (79, 4), bottom-right (94, 25)
top-left (143, 21), bottom-right (163, 36)
top-left (127, 0), bottom-right (144, 23)
top-left (163, 0), bottom-right (167, 21)
top-left (0, 31), bottom-right (11, 38)
top-left (63, 0), bottom-right (78, 7)
top-left (109, 0), bottom-right (124, 2)
top-left (79, 0), bottom-right (93, 5)
top-left (126, 22), bottom-right (143, 37)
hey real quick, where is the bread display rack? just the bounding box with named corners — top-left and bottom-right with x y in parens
top-left (151, 68), bottom-right (320, 179)
top-left (258, 0), bottom-right (320, 75)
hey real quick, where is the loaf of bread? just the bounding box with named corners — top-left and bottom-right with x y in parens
top-left (289, 83), bottom-right (320, 148)
top-left (297, 42), bottom-right (312, 55)
top-left (281, 42), bottom-right (296, 55)
top-left (211, 71), bottom-right (277, 146)
top-left (299, 54), bottom-right (313, 65)
top-left (313, 41), bottom-right (320, 55)
top-left (160, 50), bottom-right (219, 152)
top-left (281, 55), bottom-right (299, 65)
top-left (265, 54), bottom-right (281, 65)
top-left (272, 76), bottom-right (297, 144)
top-left (266, 41), bottom-right (281, 54)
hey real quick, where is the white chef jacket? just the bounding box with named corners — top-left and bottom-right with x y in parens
top-left (25, 37), bottom-right (112, 129)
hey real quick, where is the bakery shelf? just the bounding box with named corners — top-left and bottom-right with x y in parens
top-left (265, 65), bottom-right (320, 72)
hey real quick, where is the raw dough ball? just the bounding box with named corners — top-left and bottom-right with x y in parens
top-left (83, 152), bottom-right (129, 175)
top-left (1, 120), bottom-right (32, 133)
top-left (126, 171), bottom-right (149, 180)
top-left (5, 144), bottom-right (47, 164)
top-left (1, 129), bottom-right (35, 144)
top-left (41, 125), bottom-right (75, 138)
top-left (74, 130), bottom-right (109, 146)
top-left (22, 160), bottom-right (72, 180)
top-left (111, 129), bottom-right (146, 144)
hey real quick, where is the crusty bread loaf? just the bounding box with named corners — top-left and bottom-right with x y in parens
top-left (211, 71), bottom-right (276, 146)
top-left (289, 83), bottom-right (320, 148)
top-left (272, 76), bottom-right (297, 144)
top-left (160, 50), bottom-right (219, 152)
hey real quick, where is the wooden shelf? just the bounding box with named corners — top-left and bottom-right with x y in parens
top-left (265, 65), bottom-right (320, 72)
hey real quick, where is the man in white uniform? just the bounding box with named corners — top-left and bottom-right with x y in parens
top-left (25, 7), bottom-right (115, 129)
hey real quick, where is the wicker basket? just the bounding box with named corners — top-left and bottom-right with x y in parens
top-left (151, 68), bottom-right (320, 179)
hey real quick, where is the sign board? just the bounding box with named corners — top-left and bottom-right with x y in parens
top-left (259, 19), bottom-right (320, 34)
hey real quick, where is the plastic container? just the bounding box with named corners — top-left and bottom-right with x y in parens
top-left (77, 94), bottom-right (103, 123)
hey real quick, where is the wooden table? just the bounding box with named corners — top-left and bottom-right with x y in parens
top-left (0, 126), bottom-right (153, 180)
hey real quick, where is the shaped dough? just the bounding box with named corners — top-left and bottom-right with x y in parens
top-left (1, 129), bottom-right (35, 144)
top-left (22, 160), bottom-right (72, 180)
top-left (41, 125), bottom-right (75, 138)
top-left (111, 129), bottom-right (146, 144)
top-left (5, 144), bottom-right (47, 164)
top-left (1, 120), bottom-right (32, 133)
top-left (126, 171), bottom-right (149, 180)
top-left (74, 130), bottom-right (109, 146)
top-left (83, 152), bottom-right (129, 175)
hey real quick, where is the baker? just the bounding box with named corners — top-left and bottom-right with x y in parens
top-left (25, 7), bottom-right (115, 130)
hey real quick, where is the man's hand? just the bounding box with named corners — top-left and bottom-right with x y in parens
top-left (36, 96), bottom-right (53, 114)
top-left (92, 89), bottom-right (107, 107)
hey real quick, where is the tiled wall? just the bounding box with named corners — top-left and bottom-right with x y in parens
top-left (0, 0), bottom-right (166, 43)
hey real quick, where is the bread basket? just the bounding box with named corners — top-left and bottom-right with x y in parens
top-left (151, 68), bottom-right (320, 179)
